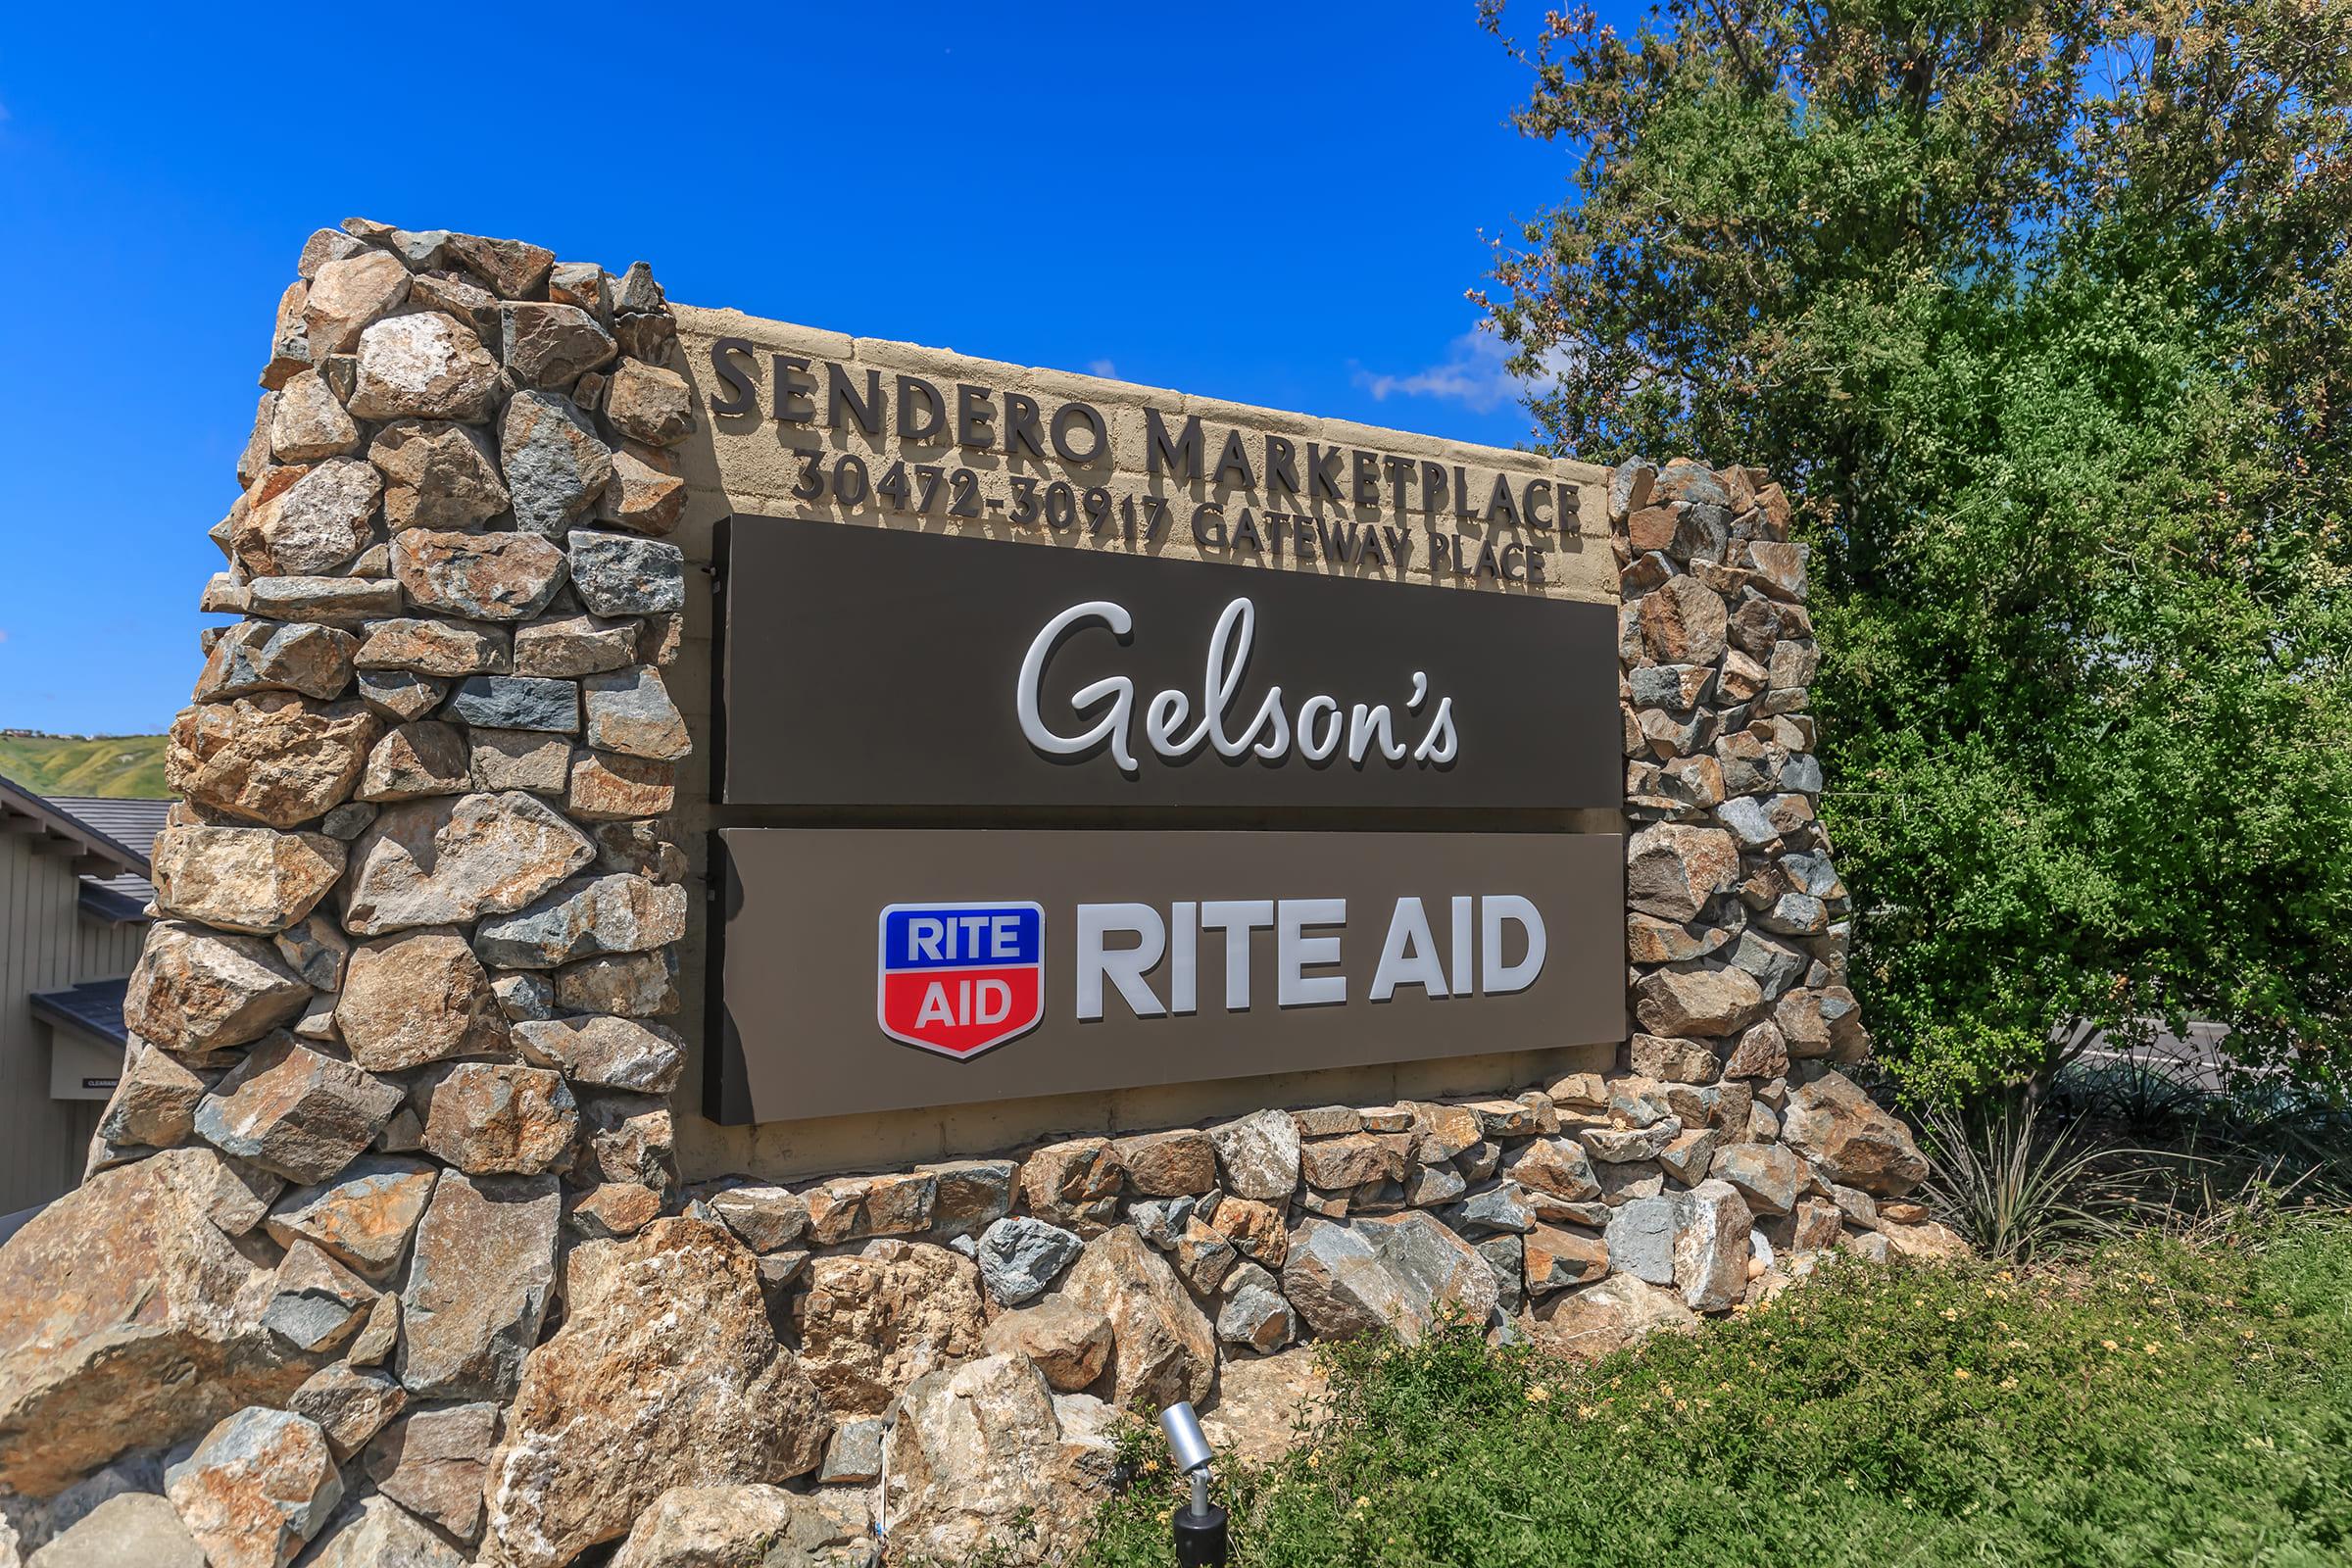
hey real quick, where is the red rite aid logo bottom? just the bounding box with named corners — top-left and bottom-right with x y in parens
top-left (876, 902), bottom-right (1045, 1059)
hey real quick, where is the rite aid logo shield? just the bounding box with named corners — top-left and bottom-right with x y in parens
top-left (877, 902), bottom-right (1045, 1059)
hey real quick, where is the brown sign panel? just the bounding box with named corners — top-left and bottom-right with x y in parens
top-left (717, 517), bottom-right (1622, 812)
top-left (709, 826), bottom-right (1626, 1124)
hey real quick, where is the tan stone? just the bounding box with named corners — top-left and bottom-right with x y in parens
top-left (878, 1353), bottom-right (1115, 1568)
top-left (471, 729), bottom-right (572, 794)
top-left (579, 1096), bottom-right (673, 1190)
top-left (358, 721), bottom-right (470, 802)
top-left (94, 1039), bottom-right (209, 1151)
top-left (195, 621), bottom-right (358, 703)
top-left (1639, 575), bottom-right (1730, 664)
top-left (349, 312), bottom-right (498, 422)
top-left (564, 749), bottom-right (674, 820)
top-left (242, 576), bottom-right (403, 623)
top-left (163, 1406), bottom-right (343, 1568)
top-left (1711, 1142), bottom-right (1801, 1216)
top-left (1281, 1212), bottom-right (1499, 1344)
top-left (124, 923), bottom-right (311, 1054)
top-left (1674, 1179), bottom-right (1754, 1311)
top-left (514, 1012), bottom-right (684, 1090)
top-left (193, 1034), bottom-right (401, 1184)
top-left (398, 1171), bottom-right (561, 1400)
top-left (1635, 965), bottom-right (1765, 1037)
top-left (1198, 1348), bottom-right (1330, 1468)
top-left (419, 1062), bottom-right (576, 1176)
top-left (391, 529), bottom-right (567, 622)
top-left (285, 1364), bottom-right (405, 1462)
top-left (512, 613), bottom-right (636, 678)
top-left (501, 302), bottom-right (615, 390)
top-left (1743, 539), bottom-right (1808, 600)
top-left (549, 952), bottom-right (681, 1019)
top-left (1524, 1274), bottom-right (1698, 1360)
top-left (150, 825), bottom-right (345, 936)
top-left (1057, 1226), bottom-right (1215, 1409)
top-left (1626, 821), bottom-right (1741, 922)
top-left (981, 1299), bottom-right (1114, 1393)
top-left (444, 232), bottom-right (555, 298)
top-left (1723, 1020), bottom-right (1790, 1079)
top-left (303, 251), bottom-right (410, 355)
top-left (363, 1400), bottom-right (501, 1542)
top-left (265, 1156), bottom-right (439, 1284)
top-left (1630, 1030), bottom-right (1723, 1084)
top-left (1111, 1127), bottom-right (1218, 1197)
top-left (1018, 1138), bottom-right (1124, 1234)
top-left (232, 459), bottom-right (379, 578)
top-left (595, 446), bottom-right (687, 535)
top-left (169, 694), bottom-right (376, 829)
top-left (477, 1218), bottom-right (829, 1568)
top-left (566, 1182), bottom-right (662, 1240)
top-left (336, 927), bottom-right (508, 1071)
top-left (0, 1150), bottom-right (325, 1496)
top-left (368, 419), bottom-right (509, 531)
top-left (264, 278), bottom-right (310, 388)
top-left (354, 618), bottom-right (512, 677)
top-left (580, 665), bottom-right (690, 760)
top-left (793, 1241), bottom-right (988, 1415)
top-left (1523, 1224), bottom-right (1609, 1295)
top-left (1502, 1136), bottom-right (1601, 1201)
top-left (269, 369), bottom-right (360, 463)
top-left (1783, 1071), bottom-right (1929, 1195)
top-left (338, 791), bottom-right (595, 936)
top-left (801, 1170), bottom-right (935, 1244)
top-left (1299, 1130), bottom-right (1408, 1190)
top-left (1203, 1194), bottom-right (1288, 1267)
top-left (609, 1485), bottom-right (869, 1568)
top-left (603, 359), bottom-right (694, 447)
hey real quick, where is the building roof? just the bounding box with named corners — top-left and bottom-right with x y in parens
top-left (0, 779), bottom-right (160, 922)
top-left (46, 796), bottom-right (171, 915)
top-left (29, 976), bottom-right (131, 1048)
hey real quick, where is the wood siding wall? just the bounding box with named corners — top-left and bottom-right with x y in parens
top-left (0, 835), bottom-right (140, 1214)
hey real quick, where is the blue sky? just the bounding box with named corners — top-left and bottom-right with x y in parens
top-left (0, 2), bottom-right (1629, 735)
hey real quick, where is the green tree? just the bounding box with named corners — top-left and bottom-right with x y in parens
top-left (1477, 0), bottom-right (2352, 1100)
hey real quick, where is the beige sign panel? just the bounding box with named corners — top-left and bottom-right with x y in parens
top-left (710, 827), bottom-right (1626, 1124)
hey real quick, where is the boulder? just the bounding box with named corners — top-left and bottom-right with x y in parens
top-left (1216, 1280), bottom-right (1298, 1353)
top-left (973, 1216), bottom-right (1083, 1306)
top-left (1722, 1020), bottom-right (1791, 1079)
top-left (355, 617), bottom-right (513, 678)
top-left (0, 1152), bottom-right (322, 1497)
top-left (923, 1158), bottom-right (1018, 1241)
top-left (498, 391), bottom-right (612, 538)
top-left (168, 694), bottom-right (375, 829)
top-left (1523, 1225), bottom-right (1610, 1296)
top-left (1199, 1348), bottom-right (1330, 1469)
top-left (194, 1035), bottom-right (403, 1184)
top-left (550, 950), bottom-right (680, 1017)
top-left (1638, 575), bottom-right (1729, 664)
top-left (1711, 1143), bottom-right (1801, 1216)
top-left (1602, 1196), bottom-right (1678, 1286)
top-left (513, 1014), bottom-right (684, 1093)
top-left (1202, 1194), bottom-right (1288, 1267)
top-left (1781, 1071), bottom-right (1929, 1195)
top-left (700, 1185), bottom-right (808, 1253)
top-left (358, 721), bottom-right (472, 802)
top-left (501, 303), bottom-right (615, 390)
top-left (335, 928), bottom-right (508, 1071)
top-left (609, 1484), bottom-right (869, 1568)
top-left (368, 419), bottom-right (508, 532)
top-left (792, 1241), bottom-right (988, 1415)
top-left (443, 232), bottom-right (556, 298)
top-left (1881, 1218), bottom-right (1972, 1260)
top-left (470, 873), bottom-right (687, 967)
top-left (1673, 1180), bottom-right (1754, 1311)
top-left (417, 1063), bottom-right (576, 1176)
top-left (1298, 1131), bottom-right (1408, 1190)
top-left (151, 825), bottom-right (345, 935)
top-left (1625, 822), bottom-right (1740, 923)
top-left (261, 1242), bottom-right (377, 1353)
top-left (476, 1218), bottom-right (829, 1568)
top-left (1058, 1226), bottom-right (1216, 1408)
top-left (603, 360), bottom-right (694, 449)
top-left (349, 312), bottom-right (499, 422)
top-left (301, 251), bottom-right (410, 355)
top-left (1206, 1108), bottom-right (1300, 1200)
top-left (392, 529), bottom-right (567, 622)
top-left (339, 792), bottom-right (594, 936)
top-left (1630, 1031), bottom-right (1723, 1084)
top-left (294, 1495), bottom-right (466, 1568)
top-left (879, 1354), bottom-right (1117, 1568)
top-left (397, 1171), bottom-right (561, 1400)
top-left (981, 1299), bottom-right (1114, 1393)
top-left (362, 1401), bottom-right (502, 1542)
top-left (1523, 1274), bottom-right (1699, 1361)
top-left (284, 1363), bottom-right (405, 1460)
top-left (1635, 965), bottom-right (1764, 1038)
top-left (1501, 1137), bottom-right (1600, 1201)
top-left (1016, 1138), bottom-right (1124, 1234)
top-left (124, 923), bottom-right (311, 1054)
top-left (24, 1493), bottom-right (206, 1568)
top-left (596, 448), bottom-right (688, 535)
top-left (1280, 1212), bottom-right (1499, 1344)
top-left (195, 621), bottom-right (357, 703)
top-left (93, 1040), bottom-right (208, 1151)
top-left (162, 1407), bottom-right (342, 1568)
top-left (514, 613), bottom-right (636, 678)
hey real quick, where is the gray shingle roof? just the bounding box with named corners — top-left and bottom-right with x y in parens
top-left (44, 795), bottom-right (170, 914)
top-left (29, 976), bottom-right (131, 1048)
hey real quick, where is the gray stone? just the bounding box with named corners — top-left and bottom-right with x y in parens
top-left (500, 303), bottom-right (616, 390)
top-left (1473, 1234), bottom-right (1524, 1313)
top-left (703, 1184), bottom-right (808, 1253)
top-left (1404, 1161), bottom-right (1466, 1206)
top-left (442, 675), bottom-right (579, 733)
top-left (243, 577), bottom-right (402, 624)
top-left (397, 1171), bottom-right (561, 1400)
top-left (1673, 1179), bottom-right (1753, 1311)
top-left (339, 792), bottom-right (595, 936)
top-left (973, 1216), bottom-right (1084, 1306)
top-left (356, 671), bottom-right (448, 723)
top-left (1579, 1119), bottom-right (1683, 1163)
top-left (355, 618), bottom-right (511, 678)
top-left (489, 970), bottom-right (553, 1020)
top-left (1602, 1196), bottom-right (1678, 1286)
top-left (294, 1495), bottom-right (465, 1568)
top-left (25, 1492), bottom-right (206, 1568)
top-left (362, 1400), bottom-right (502, 1543)
top-left (1206, 1108), bottom-right (1300, 1200)
top-left (368, 419), bottom-right (507, 533)
top-left (498, 391), bottom-right (612, 538)
top-left (196, 621), bottom-right (358, 703)
top-left (286, 1363), bottom-right (406, 1461)
top-left (1216, 1283), bottom-right (1297, 1354)
top-left (878, 1355), bottom-right (1115, 1568)
top-left (818, 1417), bottom-right (888, 1486)
top-left (1711, 1143), bottom-right (1801, 1216)
top-left (194, 1035), bottom-right (403, 1185)
top-left (261, 1241), bottom-right (377, 1353)
top-left (512, 1014), bottom-right (685, 1094)
top-left (1452, 1182), bottom-right (1536, 1234)
top-left (470, 873), bottom-right (688, 967)
top-left (581, 665), bottom-right (690, 760)
top-left (1128, 1196), bottom-right (1196, 1250)
top-left (1281, 1212), bottom-right (1500, 1342)
top-left (566, 530), bottom-right (685, 615)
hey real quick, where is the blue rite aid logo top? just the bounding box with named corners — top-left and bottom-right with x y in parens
top-left (876, 902), bottom-right (1046, 1059)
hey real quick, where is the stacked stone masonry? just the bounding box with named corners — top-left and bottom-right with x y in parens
top-left (0, 220), bottom-right (1946, 1568)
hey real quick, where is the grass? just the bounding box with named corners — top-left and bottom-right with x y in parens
top-left (0, 733), bottom-right (170, 799)
top-left (1083, 1214), bottom-right (2352, 1568)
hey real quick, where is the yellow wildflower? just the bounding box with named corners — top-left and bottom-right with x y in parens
top-left (2103, 1339), bottom-right (2121, 1350)
top-left (1526, 1385), bottom-right (1551, 1402)
top-left (1952, 1368), bottom-right (1971, 1381)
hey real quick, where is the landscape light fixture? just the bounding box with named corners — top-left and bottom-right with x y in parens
top-left (1157, 1400), bottom-right (1230, 1566)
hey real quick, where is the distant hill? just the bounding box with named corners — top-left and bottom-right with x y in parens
top-left (0, 734), bottom-right (172, 799)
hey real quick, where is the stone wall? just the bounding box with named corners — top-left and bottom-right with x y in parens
top-left (0, 220), bottom-right (1947, 1568)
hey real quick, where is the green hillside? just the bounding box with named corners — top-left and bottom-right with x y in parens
top-left (0, 734), bottom-right (172, 799)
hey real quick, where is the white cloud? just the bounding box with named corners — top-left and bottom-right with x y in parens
top-left (1086, 358), bottom-right (1117, 378)
top-left (1354, 322), bottom-right (1574, 416)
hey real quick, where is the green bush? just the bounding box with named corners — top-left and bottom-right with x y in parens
top-left (1083, 1218), bottom-right (2352, 1566)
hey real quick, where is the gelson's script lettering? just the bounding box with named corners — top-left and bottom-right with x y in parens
top-left (1016, 596), bottom-right (1459, 775)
